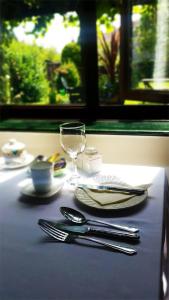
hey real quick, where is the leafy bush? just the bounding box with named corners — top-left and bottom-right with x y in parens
top-left (98, 30), bottom-right (120, 104)
top-left (7, 40), bottom-right (49, 104)
top-left (99, 30), bottom-right (119, 83)
top-left (99, 73), bottom-right (119, 104)
top-left (0, 45), bottom-right (11, 103)
top-left (61, 42), bottom-right (81, 69)
top-left (132, 5), bottom-right (156, 87)
top-left (56, 93), bottom-right (70, 104)
top-left (40, 47), bottom-right (61, 64)
top-left (56, 61), bottom-right (80, 90)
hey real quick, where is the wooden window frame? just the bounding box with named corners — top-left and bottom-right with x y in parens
top-left (0, 0), bottom-right (168, 121)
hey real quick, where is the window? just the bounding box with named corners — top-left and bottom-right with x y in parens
top-left (0, 12), bottom-right (84, 106)
top-left (97, 6), bottom-right (121, 105)
top-left (0, 0), bottom-right (168, 120)
top-left (131, 3), bottom-right (168, 92)
top-left (121, 0), bottom-right (169, 112)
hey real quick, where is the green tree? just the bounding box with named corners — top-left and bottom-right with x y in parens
top-left (132, 4), bottom-right (157, 87)
top-left (61, 42), bottom-right (81, 70)
top-left (7, 40), bottom-right (49, 103)
top-left (0, 45), bottom-right (10, 103)
top-left (56, 61), bottom-right (80, 90)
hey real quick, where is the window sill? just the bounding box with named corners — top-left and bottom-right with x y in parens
top-left (0, 119), bottom-right (168, 136)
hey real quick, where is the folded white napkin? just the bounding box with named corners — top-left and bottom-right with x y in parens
top-left (82, 188), bottom-right (136, 206)
top-left (77, 172), bottom-right (151, 206)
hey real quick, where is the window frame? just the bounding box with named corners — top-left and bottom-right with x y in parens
top-left (0, 0), bottom-right (168, 121)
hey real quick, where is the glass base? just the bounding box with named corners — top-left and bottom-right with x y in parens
top-left (67, 173), bottom-right (80, 187)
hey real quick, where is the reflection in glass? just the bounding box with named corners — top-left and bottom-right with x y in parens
top-left (153, 0), bottom-right (169, 82)
top-left (60, 122), bottom-right (86, 185)
top-left (131, 2), bottom-right (169, 91)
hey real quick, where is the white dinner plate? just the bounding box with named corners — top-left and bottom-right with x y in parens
top-left (75, 187), bottom-right (148, 210)
top-left (0, 153), bottom-right (34, 170)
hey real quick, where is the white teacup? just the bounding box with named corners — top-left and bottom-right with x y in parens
top-left (30, 161), bottom-right (53, 194)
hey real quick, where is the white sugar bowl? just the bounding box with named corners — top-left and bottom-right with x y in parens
top-left (1, 139), bottom-right (26, 164)
top-left (77, 146), bottom-right (102, 174)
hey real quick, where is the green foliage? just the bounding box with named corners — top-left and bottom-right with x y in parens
top-left (99, 73), bottom-right (119, 104)
top-left (1, 21), bottom-right (17, 45)
top-left (132, 4), bottom-right (157, 87)
top-left (40, 47), bottom-right (60, 63)
top-left (56, 93), bottom-right (70, 105)
top-left (97, 10), bottom-right (120, 103)
top-left (0, 45), bottom-right (11, 103)
top-left (63, 12), bottom-right (79, 28)
top-left (97, 11), bottom-right (118, 32)
top-left (98, 30), bottom-right (120, 104)
top-left (56, 61), bottom-right (80, 90)
top-left (61, 42), bottom-right (81, 69)
top-left (99, 31), bottom-right (119, 83)
top-left (7, 40), bottom-right (49, 103)
top-left (96, 1), bottom-right (120, 19)
top-left (23, 0), bottom-right (41, 8)
top-left (30, 15), bottom-right (54, 37)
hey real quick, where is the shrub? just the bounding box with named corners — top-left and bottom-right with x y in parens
top-left (7, 40), bottom-right (49, 104)
top-left (0, 45), bottom-right (11, 103)
top-left (61, 42), bottom-right (81, 69)
top-left (99, 73), bottom-right (119, 104)
top-left (56, 61), bottom-right (80, 90)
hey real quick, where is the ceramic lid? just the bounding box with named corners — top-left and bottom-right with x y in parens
top-left (2, 139), bottom-right (25, 154)
top-left (85, 147), bottom-right (98, 155)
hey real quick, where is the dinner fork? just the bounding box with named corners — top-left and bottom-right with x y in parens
top-left (38, 220), bottom-right (137, 255)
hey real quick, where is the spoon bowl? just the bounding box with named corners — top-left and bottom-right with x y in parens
top-left (60, 206), bottom-right (139, 233)
top-left (60, 206), bottom-right (86, 224)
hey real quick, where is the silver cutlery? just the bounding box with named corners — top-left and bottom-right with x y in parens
top-left (60, 206), bottom-right (139, 233)
top-left (38, 220), bottom-right (137, 255)
top-left (78, 184), bottom-right (145, 195)
top-left (38, 219), bottom-right (140, 240)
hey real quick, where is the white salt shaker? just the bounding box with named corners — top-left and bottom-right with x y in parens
top-left (77, 146), bottom-right (102, 174)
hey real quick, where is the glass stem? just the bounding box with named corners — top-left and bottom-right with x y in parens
top-left (72, 156), bottom-right (78, 176)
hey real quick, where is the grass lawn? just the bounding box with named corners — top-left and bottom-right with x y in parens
top-left (125, 80), bottom-right (169, 105)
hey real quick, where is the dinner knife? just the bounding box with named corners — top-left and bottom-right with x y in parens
top-left (78, 184), bottom-right (145, 195)
top-left (38, 219), bottom-right (140, 240)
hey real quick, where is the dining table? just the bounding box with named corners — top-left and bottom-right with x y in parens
top-left (0, 163), bottom-right (168, 300)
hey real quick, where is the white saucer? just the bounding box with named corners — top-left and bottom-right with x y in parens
top-left (0, 153), bottom-right (34, 170)
top-left (21, 179), bottom-right (63, 198)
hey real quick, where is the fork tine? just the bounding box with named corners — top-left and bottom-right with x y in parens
top-left (43, 224), bottom-right (65, 240)
top-left (41, 221), bottom-right (68, 239)
top-left (39, 219), bottom-right (66, 237)
top-left (40, 225), bottom-right (65, 242)
top-left (39, 224), bottom-right (64, 241)
top-left (39, 221), bottom-right (69, 242)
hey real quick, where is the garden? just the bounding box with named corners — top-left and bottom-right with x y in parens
top-left (0, 2), bottom-right (168, 106)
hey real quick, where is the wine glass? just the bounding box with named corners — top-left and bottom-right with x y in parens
top-left (60, 122), bottom-right (86, 185)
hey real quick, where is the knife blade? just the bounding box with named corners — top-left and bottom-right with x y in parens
top-left (38, 219), bottom-right (140, 240)
top-left (78, 184), bottom-right (145, 195)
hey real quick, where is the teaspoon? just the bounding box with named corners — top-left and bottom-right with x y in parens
top-left (60, 207), bottom-right (139, 233)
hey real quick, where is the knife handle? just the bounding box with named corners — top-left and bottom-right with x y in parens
top-left (89, 228), bottom-right (140, 240)
top-left (77, 235), bottom-right (137, 255)
top-left (78, 185), bottom-right (145, 195)
top-left (88, 219), bottom-right (139, 233)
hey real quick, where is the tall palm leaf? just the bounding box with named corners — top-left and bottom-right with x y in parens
top-left (99, 30), bottom-right (120, 82)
